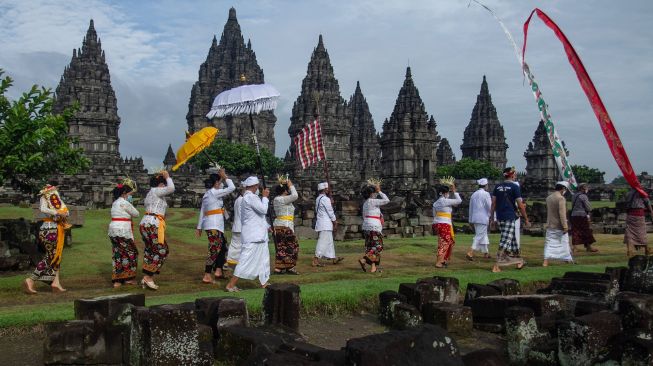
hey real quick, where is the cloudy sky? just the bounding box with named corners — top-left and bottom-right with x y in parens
top-left (1, 0), bottom-right (651, 180)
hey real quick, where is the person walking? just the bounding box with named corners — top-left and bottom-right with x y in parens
top-left (466, 178), bottom-right (492, 260)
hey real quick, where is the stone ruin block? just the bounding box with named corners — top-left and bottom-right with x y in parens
top-left (461, 349), bottom-right (507, 366)
top-left (604, 266), bottom-right (628, 289)
top-left (624, 255), bottom-right (653, 294)
top-left (422, 302), bottom-right (472, 336)
top-left (504, 306), bottom-right (555, 366)
top-left (544, 272), bottom-right (618, 303)
top-left (295, 226), bottom-right (318, 240)
top-left (469, 295), bottom-right (565, 333)
top-left (487, 278), bottom-right (521, 296)
top-left (345, 324), bottom-right (464, 366)
top-left (378, 290), bottom-right (407, 326)
top-left (463, 283), bottom-right (501, 306)
top-left (194, 296), bottom-right (249, 340)
top-left (572, 299), bottom-right (611, 316)
top-left (44, 320), bottom-right (120, 365)
top-left (263, 283), bottom-right (301, 331)
top-left (74, 293), bottom-right (145, 323)
top-left (216, 325), bottom-right (304, 365)
top-left (392, 303), bottom-right (423, 330)
top-left (622, 333), bottom-right (653, 365)
top-left (614, 291), bottom-right (653, 332)
top-left (417, 276), bottom-right (460, 304)
top-left (557, 311), bottom-right (622, 366)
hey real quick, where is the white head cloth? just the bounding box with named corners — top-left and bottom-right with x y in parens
top-left (477, 178), bottom-right (488, 186)
top-left (317, 182), bottom-right (328, 191)
top-left (557, 181), bottom-right (570, 189)
top-left (243, 176), bottom-right (260, 187)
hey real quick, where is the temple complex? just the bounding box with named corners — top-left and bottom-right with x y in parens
top-left (436, 138), bottom-right (456, 167)
top-left (380, 67), bottom-right (440, 190)
top-left (523, 120), bottom-right (565, 196)
top-left (348, 81), bottom-right (381, 182)
top-left (460, 76), bottom-right (508, 170)
top-left (285, 35), bottom-right (357, 191)
top-left (186, 7), bottom-right (276, 153)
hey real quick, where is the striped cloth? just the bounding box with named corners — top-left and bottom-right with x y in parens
top-left (293, 119), bottom-right (326, 169)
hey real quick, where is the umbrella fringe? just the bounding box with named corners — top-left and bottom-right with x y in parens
top-left (206, 97), bottom-right (278, 119)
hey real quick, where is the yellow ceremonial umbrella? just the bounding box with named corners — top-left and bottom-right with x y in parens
top-left (172, 126), bottom-right (219, 171)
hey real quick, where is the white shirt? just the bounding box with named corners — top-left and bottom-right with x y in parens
top-left (315, 193), bottom-right (336, 232)
top-left (140, 177), bottom-right (175, 226)
top-left (240, 191), bottom-right (270, 244)
top-left (432, 192), bottom-right (462, 225)
top-left (232, 195), bottom-right (244, 233)
top-left (196, 179), bottom-right (235, 232)
top-left (362, 192), bottom-right (390, 232)
top-left (468, 188), bottom-right (492, 224)
top-left (273, 186), bottom-right (298, 229)
top-left (108, 197), bottom-right (140, 239)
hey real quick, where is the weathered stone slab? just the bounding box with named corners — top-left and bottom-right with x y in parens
top-left (546, 276), bottom-right (618, 302)
top-left (462, 349), bottom-right (507, 366)
top-left (418, 276), bottom-right (460, 304)
top-left (216, 325), bottom-right (304, 365)
top-left (345, 324), bottom-right (464, 366)
top-left (614, 291), bottom-right (653, 331)
top-left (74, 293), bottom-right (145, 323)
top-left (624, 255), bottom-right (653, 294)
top-left (44, 320), bottom-right (119, 365)
top-left (195, 296), bottom-right (249, 340)
top-left (504, 306), bottom-right (551, 366)
top-left (487, 278), bottom-right (521, 296)
top-left (378, 290), bottom-right (407, 326)
top-left (263, 283), bottom-right (301, 331)
top-left (470, 295), bottom-right (565, 322)
top-left (422, 302), bottom-right (472, 336)
top-left (557, 311), bottom-right (622, 366)
top-left (604, 266), bottom-right (628, 289)
top-left (622, 334), bottom-right (653, 365)
top-left (392, 303), bottom-right (423, 330)
top-left (463, 284), bottom-right (501, 306)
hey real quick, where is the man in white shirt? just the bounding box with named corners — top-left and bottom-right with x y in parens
top-left (225, 176), bottom-right (271, 292)
top-left (466, 178), bottom-right (492, 260)
top-left (313, 182), bottom-right (343, 267)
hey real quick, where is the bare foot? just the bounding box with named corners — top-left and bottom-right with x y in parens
top-left (51, 285), bottom-right (67, 293)
top-left (491, 265), bottom-right (501, 273)
top-left (113, 282), bottom-right (122, 288)
top-left (23, 278), bottom-right (37, 294)
top-left (542, 260), bottom-right (549, 267)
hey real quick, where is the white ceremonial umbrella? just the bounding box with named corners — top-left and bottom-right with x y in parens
top-left (206, 83), bottom-right (281, 188)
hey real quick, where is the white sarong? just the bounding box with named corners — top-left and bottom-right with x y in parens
top-left (515, 217), bottom-right (521, 248)
top-left (315, 230), bottom-right (335, 259)
top-left (227, 232), bottom-right (242, 266)
top-left (544, 229), bottom-right (573, 261)
top-left (233, 240), bottom-right (270, 285)
top-left (472, 223), bottom-right (489, 253)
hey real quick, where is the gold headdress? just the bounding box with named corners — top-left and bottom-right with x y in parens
top-left (277, 173), bottom-right (289, 186)
top-left (149, 165), bottom-right (166, 176)
top-left (39, 184), bottom-right (58, 196)
top-left (207, 162), bottom-right (223, 174)
top-left (439, 176), bottom-right (455, 187)
top-left (367, 177), bottom-right (382, 186)
top-left (121, 177), bottom-right (137, 191)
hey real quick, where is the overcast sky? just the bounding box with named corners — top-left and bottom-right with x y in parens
top-left (1, 0), bottom-right (651, 180)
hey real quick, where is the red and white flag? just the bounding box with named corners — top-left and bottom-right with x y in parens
top-left (293, 119), bottom-right (326, 169)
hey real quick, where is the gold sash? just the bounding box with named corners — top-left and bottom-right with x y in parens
top-left (436, 212), bottom-right (455, 238)
top-left (146, 212), bottom-right (166, 244)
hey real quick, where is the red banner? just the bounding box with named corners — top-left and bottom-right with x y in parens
top-left (293, 119), bottom-right (326, 169)
top-left (522, 8), bottom-right (648, 198)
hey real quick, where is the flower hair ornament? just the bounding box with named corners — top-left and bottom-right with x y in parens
top-left (207, 162), bottom-right (223, 175)
top-left (277, 173), bottom-right (289, 186)
top-left (367, 177), bottom-right (382, 186)
top-left (149, 165), bottom-right (166, 177)
top-left (439, 176), bottom-right (456, 187)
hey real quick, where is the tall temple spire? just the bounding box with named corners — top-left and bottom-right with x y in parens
top-left (523, 120), bottom-right (566, 194)
top-left (186, 7), bottom-right (276, 153)
top-left (163, 143), bottom-right (176, 170)
top-left (349, 81), bottom-right (381, 181)
top-left (286, 35), bottom-right (357, 188)
top-left (381, 67), bottom-right (440, 188)
top-left (460, 75), bottom-right (508, 169)
top-left (54, 19), bottom-right (121, 164)
top-left (436, 138), bottom-right (456, 166)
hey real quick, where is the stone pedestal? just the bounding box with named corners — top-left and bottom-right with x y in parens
top-left (263, 283), bottom-right (301, 331)
top-left (557, 311), bottom-right (622, 366)
top-left (422, 302), bottom-right (472, 336)
top-left (378, 290), bottom-right (407, 326)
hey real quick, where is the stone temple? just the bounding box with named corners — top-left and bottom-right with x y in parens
top-left (285, 35), bottom-right (358, 190)
top-left (380, 67), bottom-right (440, 190)
top-left (523, 119), bottom-right (567, 196)
top-left (348, 81), bottom-right (381, 183)
top-left (436, 138), bottom-right (456, 167)
top-left (460, 76), bottom-right (508, 170)
top-left (186, 7), bottom-right (276, 153)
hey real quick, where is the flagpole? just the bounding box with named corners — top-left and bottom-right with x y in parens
top-left (248, 112), bottom-right (266, 189)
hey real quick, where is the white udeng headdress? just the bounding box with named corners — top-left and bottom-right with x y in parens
top-left (317, 182), bottom-right (328, 191)
top-left (243, 176), bottom-right (260, 187)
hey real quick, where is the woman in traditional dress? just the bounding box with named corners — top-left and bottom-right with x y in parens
top-left (432, 182), bottom-right (462, 268)
top-left (358, 181), bottom-right (389, 273)
top-left (139, 170), bottom-right (174, 290)
top-left (623, 188), bottom-right (653, 257)
top-left (108, 178), bottom-right (139, 288)
top-left (226, 183), bottom-right (245, 269)
top-left (570, 183), bottom-right (597, 253)
top-left (273, 176), bottom-right (300, 275)
top-left (196, 167), bottom-right (235, 283)
top-left (23, 182), bottom-right (70, 294)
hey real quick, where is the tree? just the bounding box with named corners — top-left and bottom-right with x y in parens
top-left (436, 158), bottom-right (502, 180)
top-left (611, 175), bottom-right (627, 185)
top-left (0, 70), bottom-right (90, 193)
top-left (571, 165), bottom-right (605, 184)
top-left (189, 137), bottom-right (283, 177)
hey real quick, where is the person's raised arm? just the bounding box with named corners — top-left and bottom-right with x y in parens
top-left (40, 196), bottom-right (57, 216)
top-left (210, 178), bottom-right (235, 198)
top-left (250, 188), bottom-right (270, 215)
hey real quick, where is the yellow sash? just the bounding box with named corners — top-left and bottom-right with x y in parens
top-left (206, 208), bottom-right (225, 216)
top-left (146, 212), bottom-right (166, 244)
top-left (277, 215), bottom-right (294, 221)
top-left (436, 212), bottom-right (455, 238)
top-left (42, 207), bottom-right (69, 266)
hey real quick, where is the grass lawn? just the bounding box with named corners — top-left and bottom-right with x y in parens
top-left (0, 206), bottom-right (630, 328)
